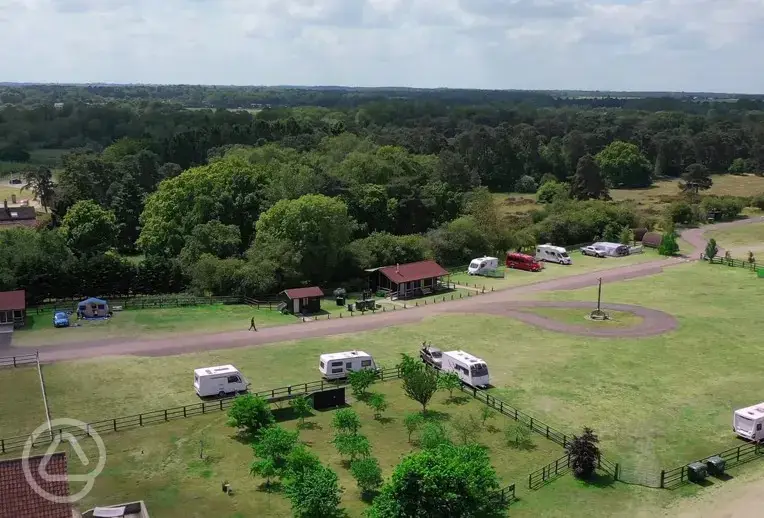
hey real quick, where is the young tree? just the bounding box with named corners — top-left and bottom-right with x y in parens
top-left (437, 371), bottom-right (461, 399)
top-left (403, 413), bottom-right (424, 443)
top-left (705, 238), bottom-right (719, 260)
top-left (350, 456), bottom-right (383, 496)
top-left (658, 231), bottom-right (680, 256)
top-left (367, 393), bottom-right (388, 420)
top-left (566, 427), bottom-right (601, 479)
top-left (619, 226), bottom-right (634, 246)
top-left (479, 406), bottom-right (496, 427)
top-left (332, 408), bottom-right (361, 435)
top-left (570, 154), bottom-right (609, 201)
top-left (680, 163), bottom-right (713, 194)
top-left (451, 413), bottom-right (482, 445)
top-left (285, 444), bottom-right (322, 479)
top-left (284, 464), bottom-right (343, 518)
top-left (419, 421), bottom-right (451, 450)
top-left (332, 432), bottom-right (371, 462)
top-left (536, 180), bottom-right (569, 204)
top-left (289, 396), bottom-right (313, 428)
top-left (227, 394), bottom-right (275, 439)
top-left (505, 421), bottom-right (533, 449)
top-left (22, 166), bottom-right (55, 212)
top-left (398, 354), bottom-right (439, 413)
top-left (368, 444), bottom-right (502, 518)
top-left (250, 426), bottom-right (299, 488)
top-left (348, 369), bottom-right (377, 399)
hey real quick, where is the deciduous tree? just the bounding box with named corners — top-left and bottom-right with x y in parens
top-left (289, 396), bottom-right (313, 428)
top-left (227, 394), bottom-right (275, 439)
top-left (398, 354), bottom-right (439, 413)
top-left (284, 464), bottom-right (343, 518)
top-left (350, 456), bottom-right (383, 496)
top-left (595, 141), bottom-right (652, 188)
top-left (250, 426), bottom-right (299, 487)
top-left (332, 408), bottom-right (361, 435)
top-left (570, 154), bottom-right (609, 201)
top-left (60, 200), bottom-right (118, 256)
top-left (437, 372), bottom-right (461, 399)
top-left (566, 427), bottom-right (600, 479)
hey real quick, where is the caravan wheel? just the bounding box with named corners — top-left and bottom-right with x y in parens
top-left (218, 390), bottom-right (226, 397)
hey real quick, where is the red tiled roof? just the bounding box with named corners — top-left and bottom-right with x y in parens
top-left (0, 290), bottom-right (25, 311)
top-left (378, 260), bottom-right (448, 284)
top-left (0, 453), bottom-right (72, 518)
top-left (282, 286), bottom-right (324, 299)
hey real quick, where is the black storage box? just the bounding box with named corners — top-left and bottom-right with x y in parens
top-left (706, 455), bottom-right (726, 476)
top-left (687, 461), bottom-right (707, 482)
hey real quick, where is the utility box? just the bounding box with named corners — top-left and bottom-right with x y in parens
top-left (687, 462), bottom-right (708, 482)
top-left (706, 456), bottom-right (726, 476)
top-left (312, 387), bottom-right (346, 410)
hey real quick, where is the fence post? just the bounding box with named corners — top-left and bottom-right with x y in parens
top-left (165, 410), bottom-right (168, 421)
top-left (738, 445), bottom-right (741, 462)
top-left (202, 403), bottom-right (206, 414)
top-left (220, 399), bottom-right (223, 411)
top-left (528, 473), bottom-right (532, 489)
top-left (615, 463), bottom-right (620, 481)
top-left (1, 439), bottom-right (4, 454)
top-left (555, 458), bottom-right (559, 475)
top-left (546, 425), bottom-right (549, 438)
top-left (183, 406), bottom-right (187, 418)
top-left (530, 417), bottom-right (534, 430)
top-left (113, 419), bottom-right (117, 432)
top-left (139, 414), bottom-right (143, 427)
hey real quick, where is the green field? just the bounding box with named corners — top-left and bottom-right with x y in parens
top-left (707, 222), bottom-right (764, 256)
top-left (0, 365), bottom-right (48, 437)
top-left (24, 381), bottom-right (562, 518)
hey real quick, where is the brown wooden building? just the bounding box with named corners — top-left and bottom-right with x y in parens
top-left (371, 260), bottom-right (448, 300)
top-left (281, 286), bottom-right (324, 314)
top-left (0, 289), bottom-right (26, 328)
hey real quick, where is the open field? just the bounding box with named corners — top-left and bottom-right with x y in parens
top-left (0, 365), bottom-right (47, 437)
top-left (707, 221), bottom-right (764, 256)
top-left (14, 304), bottom-right (298, 347)
top-left (17, 381), bottom-right (562, 518)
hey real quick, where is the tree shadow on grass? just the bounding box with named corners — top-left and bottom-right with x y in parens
top-left (444, 395), bottom-right (470, 406)
top-left (507, 441), bottom-right (537, 452)
top-left (423, 410), bottom-right (451, 422)
top-left (580, 473), bottom-right (616, 489)
top-left (298, 421), bottom-right (322, 431)
top-left (360, 490), bottom-right (380, 504)
top-left (374, 416), bottom-right (394, 425)
top-left (256, 481), bottom-right (283, 493)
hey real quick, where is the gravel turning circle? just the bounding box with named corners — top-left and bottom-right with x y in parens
top-left (448, 301), bottom-right (678, 337)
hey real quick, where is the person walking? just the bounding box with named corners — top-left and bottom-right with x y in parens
top-left (249, 317), bottom-right (257, 331)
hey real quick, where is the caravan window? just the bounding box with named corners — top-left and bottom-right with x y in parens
top-left (331, 361), bottom-right (343, 367)
top-left (361, 360), bottom-right (371, 367)
top-left (469, 261), bottom-right (480, 269)
top-left (227, 375), bottom-right (240, 383)
top-left (320, 361), bottom-right (325, 369)
top-left (758, 423), bottom-right (762, 431)
top-left (346, 362), bottom-right (353, 369)
top-left (331, 367), bottom-right (343, 374)
top-left (470, 363), bottom-right (488, 377)
top-left (97, 304), bottom-right (105, 310)
top-left (194, 374), bottom-right (199, 383)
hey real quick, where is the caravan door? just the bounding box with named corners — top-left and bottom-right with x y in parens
top-left (293, 299), bottom-right (299, 313)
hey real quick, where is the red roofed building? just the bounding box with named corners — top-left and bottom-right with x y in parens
top-left (0, 452), bottom-right (73, 518)
top-left (373, 260), bottom-right (448, 300)
top-left (0, 289), bottom-right (26, 328)
top-left (280, 286), bottom-right (324, 314)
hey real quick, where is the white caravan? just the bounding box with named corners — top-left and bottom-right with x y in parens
top-left (733, 403), bottom-right (764, 441)
top-left (194, 365), bottom-right (250, 397)
top-left (468, 256), bottom-right (499, 275)
top-left (442, 350), bottom-right (490, 388)
top-left (319, 350), bottom-right (377, 380)
top-left (592, 242), bottom-right (630, 257)
top-left (535, 245), bottom-right (572, 265)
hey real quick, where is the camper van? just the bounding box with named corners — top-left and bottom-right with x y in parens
top-left (468, 256), bottom-right (499, 275)
top-left (441, 350), bottom-right (490, 388)
top-left (733, 403), bottom-right (764, 441)
top-left (535, 245), bottom-right (572, 265)
top-left (194, 365), bottom-right (250, 397)
top-left (319, 351), bottom-right (377, 380)
top-left (506, 252), bottom-right (543, 272)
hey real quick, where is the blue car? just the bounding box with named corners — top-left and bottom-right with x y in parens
top-left (53, 312), bottom-right (69, 328)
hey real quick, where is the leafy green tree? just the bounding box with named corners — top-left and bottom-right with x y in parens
top-left (427, 215), bottom-right (494, 266)
top-left (398, 354), bottom-right (439, 413)
top-left (348, 369), bottom-right (377, 399)
top-left (254, 194), bottom-right (355, 282)
top-left (346, 232), bottom-right (432, 271)
top-left (367, 393), bottom-right (388, 420)
top-left (658, 231), bottom-right (680, 256)
top-left (514, 175), bottom-right (538, 194)
top-left (403, 413), bottom-right (424, 443)
top-left (595, 141), bottom-right (652, 188)
top-left (227, 394), bottom-right (275, 439)
top-left (667, 201), bottom-right (698, 225)
top-left (437, 371), bottom-right (461, 398)
top-left (619, 226), bottom-right (634, 247)
top-left (451, 413), bottom-right (482, 445)
top-left (536, 181), bottom-right (569, 204)
top-left (566, 427), bottom-right (600, 479)
top-left (419, 421), bottom-right (451, 450)
top-left (250, 426), bottom-right (299, 487)
top-left (505, 421), bottom-right (533, 449)
top-left (284, 464), bottom-right (343, 518)
top-left (332, 408), bottom-right (361, 435)
top-left (680, 163), bottom-right (713, 194)
top-left (350, 456), bottom-right (383, 496)
top-left (368, 444), bottom-right (502, 518)
top-left (570, 154), bottom-right (609, 201)
top-left (333, 432), bottom-right (371, 462)
top-left (289, 396), bottom-right (313, 428)
top-left (178, 220), bottom-right (242, 269)
top-left (22, 166), bottom-right (55, 212)
top-left (705, 238), bottom-right (719, 260)
top-left (285, 444), bottom-right (322, 479)
top-left (60, 200), bottom-right (118, 256)
top-left (480, 406), bottom-right (496, 426)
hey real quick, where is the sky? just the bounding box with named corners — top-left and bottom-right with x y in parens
top-left (1, 0), bottom-right (764, 93)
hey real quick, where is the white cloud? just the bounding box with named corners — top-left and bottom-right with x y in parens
top-left (0, 0), bottom-right (763, 92)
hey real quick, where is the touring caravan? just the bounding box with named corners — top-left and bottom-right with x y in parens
top-left (194, 365), bottom-right (250, 397)
top-left (319, 350), bottom-right (377, 380)
top-left (468, 256), bottom-right (499, 275)
top-left (535, 245), bottom-right (572, 265)
top-left (733, 403), bottom-right (764, 441)
top-left (441, 350), bottom-right (490, 388)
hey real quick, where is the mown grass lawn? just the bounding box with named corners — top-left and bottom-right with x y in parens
top-left (707, 221), bottom-right (764, 256)
top-left (13, 304), bottom-right (298, 347)
top-left (0, 365), bottom-right (48, 437)
top-left (25, 381), bottom-right (562, 518)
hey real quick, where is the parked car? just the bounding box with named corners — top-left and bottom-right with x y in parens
top-left (53, 312), bottom-right (69, 328)
top-left (580, 245), bottom-right (606, 258)
top-left (420, 343), bottom-right (443, 369)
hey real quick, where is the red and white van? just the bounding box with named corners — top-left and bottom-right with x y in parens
top-left (506, 252), bottom-right (543, 272)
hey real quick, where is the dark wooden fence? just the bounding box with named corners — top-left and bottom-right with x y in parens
top-left (0, 351), bottom-right (38, 368)
top-left (660, 442), bottom-right (764, 489)
top-left (709, 256), bottom-right (763, 273)
top-left (33, 295), bottom-right (243, 314)
top-left (528, 454), bottom-right (571, 489)
top-left (494, 483), bottom-right (517, 506)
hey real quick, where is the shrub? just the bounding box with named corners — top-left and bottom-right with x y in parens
top-left (537, 181), bottom-right (569, 204)
top-left (539, 173), bottom-right (558, 186)
top-left (419, 421), bottom-right (451, 450)
top-left (701, 196), bottom-right (745, 221)
top-left (350, 456), bottom-right (383, 495)
top-left (348, 369), bottom-right (377, 398)
top-left (403, 413), bottom-right (424, 443)
top-left (658, 231), bottom-right (680, 256)
top-left (333, 432), bottom-right (371, 461)
top-left (367, 393), bottom-right (388, 420)
top-left (284, 464), bottom-right (343, 518)
top-left (505, 421), bottom-right (533, 449)
top-left (332, 408), bottom-right (361, 435)
top-left (480, 406), bottom-right (496, 426)
top-left (534, 199), bottom-right (638, 246)
top-left (226, 394), bottom-right (275, 439)
top-left (566, 427), bottom-right (600, 479)
top-left (751, 194), bottom-right (764, 211)
top-left (667, 201), bottom-right (697, 225)
top-left (705, 238), bottom-right (718, 260)
top-left (514, 175), bottom-right (538, 194)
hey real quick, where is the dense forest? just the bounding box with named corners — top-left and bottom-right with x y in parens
top-left (2, 85), bottom-right (764, 303)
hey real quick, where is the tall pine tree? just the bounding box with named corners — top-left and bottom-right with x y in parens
top-left (570, 155), bottom-right (610, 201)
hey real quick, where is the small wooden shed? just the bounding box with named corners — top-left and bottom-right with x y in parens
top-left (0, 290), bottom-right (26, 328)
top-left (280, 287), bottom-right (324, 315)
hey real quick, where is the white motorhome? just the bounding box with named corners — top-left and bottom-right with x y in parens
top-left (592, 242), bottom-right (630, 257)
top-left (535, 245), bottom-right (572, 265)
top-left (468, 256), bottom-right (499, 275)
top-left (319, 350), bottom-right (377, 380)
top-left (733, 403), bottom-right (764, 441)
top-left (441, 350), bottom-right (490, 388)
top-left (194, 365), bottom-right (250, 397)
